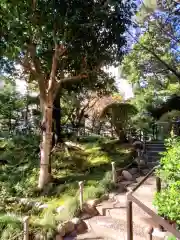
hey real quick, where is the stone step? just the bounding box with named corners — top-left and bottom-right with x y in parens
top-left (146, 147), bottom-right (165, 152)
top-left (147, 156), bottom-right (161, 160)
top-left (146, 148), bottom-right (165, 150)
top-left (147, 153), bottom-right (162, 158)
top-left (147, 151), bottom-right (162, 155)
top-left (77, 230), bottom-right (105, 240)
top-left (147, 155), bottom-right (161, 159)
top-left (84, 216), bottom-right (147, 240)
top-left (94, 176), bottom-right (160, 239)
top-left (78, 174), bottom-right (162, 240)
top-left (146, 141), bottom-right (164, 144)
top-left (147, 162), bottom-right (159, 168)
top-left (146, 142), bottom-right (165, 145)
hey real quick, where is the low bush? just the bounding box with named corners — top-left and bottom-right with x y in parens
top-left (154, 137), bottom-right (180, 226)
top-left (0, 214), bottom-right (22, 240)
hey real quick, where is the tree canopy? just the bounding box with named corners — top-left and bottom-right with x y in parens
top-left (121, 0), bottom-right (180, 126)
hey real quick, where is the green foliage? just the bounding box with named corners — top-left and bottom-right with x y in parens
top-left (167, 236), bottom-right (176, 240)
top-left (83, 171), bottom-right (115, 200)
top-left (122, 1), bottom-right (180, 128)
top-left (0, 77), bottom-right (24, 132)
top-left (0, 133), bottom-right (133, 198)
top-left (0, 134), bottom-right (39, 200)
top-left (0, 214), bottom-right (22, 240)
top-left (99, 171), bottom-right (116, 192)
top-left (154, 137), bottom-right (180, 225)
top-left (100, 101), bottom-right (137, 139)
top-left (0, 133), bottom-right (134, 239)
top-left (1, 0), bottom-right (136, 78)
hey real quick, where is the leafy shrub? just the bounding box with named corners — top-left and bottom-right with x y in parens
top-left (84, 171), bottom-right (115, 200)
top-left (154, 137), bottom-right (180, 225)
top-left (0, 134), bottom-right (39, 198)
top-left (167, 236), bottom-right (176, 240)
top-left (0, 214), bottom-right (22, 240)
top-left (83, 185), bottom-right (105, 200)
top-left (99, 171), bottom-right (116, 192)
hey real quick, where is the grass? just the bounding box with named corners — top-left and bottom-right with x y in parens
top-left (0, 134), bottom-right (135, 239)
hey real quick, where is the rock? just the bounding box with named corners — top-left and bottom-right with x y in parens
top-left (63, 221), bottom-right (75, 234)
top-left (135, 157), bottom-right (146, 166)
top-left (56, 205), bottom-right (65, 213)
top-left (142, 169), bottom-right (149, 175)
top-left (80, 213), bottom-right (92, 220)
top-left (82, 202), bottom-right (99, 216)
top-left (64, 230), bottom-right (77, 240)
top-left (33, 233), bottom-right (44, 240)
top-left (71, 217), bottom-right (88, 234)
top-left (19, 198), bottom-right (29, 204)
top-left (75, 220), bottom-right (88, 234)
top-left (38, 204), bottom-right (48, 209)
top-left (152, 228), bottom-right (167, 238)
top-left (55, 235), bottom-right (63, 240)
top-left (117, 175), bottom-right (124, 182)
top-left (122, 170), bottom-right (133, 181)
top-left (139, 159), bottom-right (146, 166)
top-left (86, 198), bottom-right (100, 207)
top-left (57, 224), bottom-right (66, 236)
top-left (116, 168), bottom-right (123, 176)
top-left (108, 192), bottom-right (117, 199)
top-left (128, 167), bottom-right (138, 175)
top-left (71, 217), bottom-right (81, 225)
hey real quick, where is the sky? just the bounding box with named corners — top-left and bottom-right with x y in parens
top-left (105, 66), bottom-right (134, 99)
top-left (13, 67), bottom-right (134, 100)
top-left (13, 68), bottom-right (134, 100)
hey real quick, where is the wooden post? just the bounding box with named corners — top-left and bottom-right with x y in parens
top-left (127, 200), bottom-right (133, 240)
top-left (23, 216), bottom-right (29, 240)
top-left (111, 161), bottom-right (116, 183)
top-left (44, 232), bottom-right (48, 240)
top-left (79, 181), bottom-right (84, 210)
top-left (156, 176), bottom-right (161, 193)
top-left (146, 226), bottom-right (153, 240)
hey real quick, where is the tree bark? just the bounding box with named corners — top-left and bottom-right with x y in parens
top-left (38, 92), bottom-right (53, 189)
top-left (52, 88), bottom-right (62, 145)
top-left (114, 125), bottom-right (127, 143)
top-left (48, 88), bottom-right (62, 175)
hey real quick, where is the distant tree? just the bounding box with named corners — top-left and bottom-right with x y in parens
top-left (99, 99), bottom-right (137, 142)
top-left (0, 77), bottom-right (24, 132)
top-left (121, 0), bottom-right (180, 129)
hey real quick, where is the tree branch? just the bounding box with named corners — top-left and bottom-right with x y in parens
top-left (53, 73), bottom-right (88, 100)
top-left (48, 43), bottom-right (68, 93)
top-left (28, 44), bottom-right (42, 75)
top-left (128, 31), bottom-right (180, 81)
top-left (28, 43), bottom-right (46, 101)
top-left (48, 44), bottom-right (58, 92)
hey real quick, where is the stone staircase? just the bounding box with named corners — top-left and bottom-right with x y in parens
top-left (76, 141), bottom-right (168, 240)
top-left (77, 176), bottom-right (168, 240)
top-left (146, 140), bottom-right (165, 167)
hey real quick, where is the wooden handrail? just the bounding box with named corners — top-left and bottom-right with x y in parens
top-left (130, 166), bottom-right (156, 193)
top-left (126, 167), bottom-right (180, 240)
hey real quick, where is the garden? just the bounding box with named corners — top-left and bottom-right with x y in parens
top-left (0, 0), bottom-right (180, 239)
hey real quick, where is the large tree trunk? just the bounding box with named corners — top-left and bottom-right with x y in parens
top-left (49, 89), bottom-right (62, 174)
top-left (38, 92), bottom-right (53, 189)
top-left (52, 88), bottom-right (62, 146)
